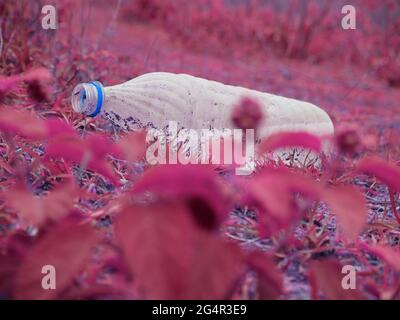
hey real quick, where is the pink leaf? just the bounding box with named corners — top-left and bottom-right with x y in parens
top-left (44, 118), bottom-right (77, 138)
top-left (246, 250), bottom-right (283, 299)
top-left (115, 130), bottom-right (147, 162)
top-left (3, 182), bottom-right (79, 226)
top-left (14, 218), bottom-right (99, 299)
top-left (309, 259), bottom-right (364, 300)
top-left (86, 133), bottom-right (123, 160)
top-left (132, 165), bottom-right (233, 230)
top-left (0, 68), bottom-right (51, 103)
top-left (0, 108), bottom-right (46, 139)
top-left (244, 167), bottom-right (322, 236)
top-left (115, 201), bottom-right (243, 299)
top-left (46, 134), bottom-right (119, 185)
top-left (46, 135), bottom-right (88, 163)
top-left (322, 185), bottom-right (368, 241)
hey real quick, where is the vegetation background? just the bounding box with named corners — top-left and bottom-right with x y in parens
top-left (0, 0), bottom-right (400, 300)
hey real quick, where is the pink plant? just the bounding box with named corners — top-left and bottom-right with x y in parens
top-left (0, 0), bottom-right (399, 301)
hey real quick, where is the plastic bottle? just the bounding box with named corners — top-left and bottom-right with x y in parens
top-left (71, 72), bottom-right (334, 138)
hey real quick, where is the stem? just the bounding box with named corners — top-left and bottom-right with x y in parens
top-left (388, 187), bottom-right (400, 225)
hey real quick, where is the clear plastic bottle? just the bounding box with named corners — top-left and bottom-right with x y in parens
top-left (71, 72), bottom-right (334, 138)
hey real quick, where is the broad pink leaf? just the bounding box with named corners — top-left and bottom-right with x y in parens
top-left (244, 167), bottom-right (322, 236)
top-left (116, 201), bottom-right (193, 299)
top-left (86, 133), bottom-right (123, 160)
top-left (116, 130), bottom-right (147, 162)
top-left (322, 185), bottom-right (368, 241)
top-left (132, 165), bottom-right (233, 229)
top-left (0, 108), bottom-right (46, 139)
top-left (0, 251), bottom-right (21, 298)
top-left (246, 250), bottom-right (283, 299)
top-left (115, 201), bottom-right (243, 299)
top-left (46, 134), bottom-right (119, 184)
top-left (309, 259), bottom-right (364, 300)
top-left (44, 118), bottom-right (77, 138)
top-left (187, 229), bottom-right (243, 300)
top-left (46, 135), bottom-right (88, 163)
top-left (4, 186), bottom-right (46, 226)
top-left (14, 218), bottom-right (99, 299)
top-left (0, 68), bottom-right (51, 102)
top-left (4, 182), bottom-right (80, 226)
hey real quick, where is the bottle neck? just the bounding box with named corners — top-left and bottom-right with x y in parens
top-left (71, 81), bottom-right (105, 117)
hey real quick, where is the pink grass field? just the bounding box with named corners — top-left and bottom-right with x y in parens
top-left (0, 0), bottom-right (400, 300)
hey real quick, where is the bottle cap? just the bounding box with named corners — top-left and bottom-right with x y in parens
top-left (71, 81), bottom-right (104, 117)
